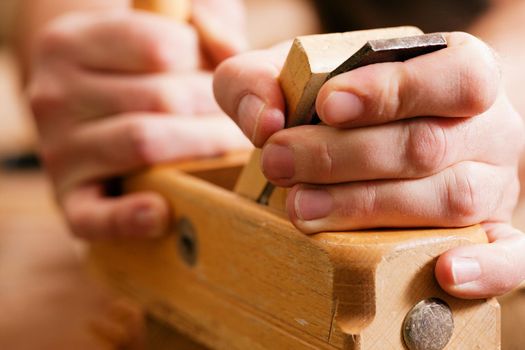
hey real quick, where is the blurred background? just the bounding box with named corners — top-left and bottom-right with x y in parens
top-left (0, 1), bottom-right (145, 349)
top-left (0, 0), bottom-right (35, 159)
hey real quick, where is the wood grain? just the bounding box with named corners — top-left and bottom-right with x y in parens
top-left (90, 161), bottom-right (500, 349)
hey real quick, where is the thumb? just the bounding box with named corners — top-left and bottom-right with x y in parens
top-left (435, 223), bottom-right (525, 299)
top-left (191, 0), bottom-right (248, 64)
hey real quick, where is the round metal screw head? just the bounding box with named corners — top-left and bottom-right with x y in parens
top-left (403, 298), bottom-right (454, 350)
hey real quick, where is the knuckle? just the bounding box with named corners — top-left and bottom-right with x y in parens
top-left (365, 63), bottom-right (404, 119)
top-left (383, 64), bottom-right (405, 117)
top-left (495, 244), bottom-right (522, 293)
top-left (65, 205), bottom-right (92, 239)
top-left (125, 119), bottom-right (158, 165)
top-left (360, 185), bottom-right (379, 218)
top-left (406, 120), bottom-right (447, 174)
top-left (315, 139), bottom-right (334, 181)
top-left (28, 79), bottom-right (66, 121)
top-left (34, 12), bottom-right (90, 57)
top-left (457, 35), bottom-right (500, 115)
top-left (444, 164), bottom-right (484, 224)
top-left (35, 22), bottom-right (72, 57)
top-left (38, 144), bottom-right (58, 167)
top-left (341, 184), bottom-right (377, 220)
top-left (152, 78), bottom-right (190, 114)
top-left (130, 16), bottom-right (197, 69)
top-left (116, 79), bottom-right (169, 113)
top-left (38, 143), bottom-right (67, 183)
top-left (139, 36), bottom-right (172, 69)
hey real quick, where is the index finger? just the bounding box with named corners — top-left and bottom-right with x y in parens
top-left (316, 32), bottom-right (501, 128)
top-left (213, 42), bottom-right (289, 147)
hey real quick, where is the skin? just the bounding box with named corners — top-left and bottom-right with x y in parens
top-left (214, 30), bottom-right (525, 299)
top-left (24, 0), bottom-right (525, 301)
top-left (10, 2), bottom-right (319, 347)
top-left (22, 0), bottom-right (319, 240)
top-left (28, 1), bottom-right (252, 239)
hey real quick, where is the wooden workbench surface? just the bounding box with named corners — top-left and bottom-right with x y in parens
top-left (0, 168), bottom-right (147, 349)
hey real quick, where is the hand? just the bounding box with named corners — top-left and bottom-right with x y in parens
top-left (30, 3), bottom-right (250, 239)
top-left (214, 32), bottom-right (525, 298)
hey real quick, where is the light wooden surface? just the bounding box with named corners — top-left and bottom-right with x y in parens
top-left (90, 159), bottom-right (500, 349)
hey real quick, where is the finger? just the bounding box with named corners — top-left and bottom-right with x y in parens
top-left (285, 162), bottom-right (518, 234)
top-left (435, 223), bottom-right (525, 298)
top-left (214, 42), bottom-right (290, 147)
top-left (37, 11), bottom-right (200, 72)
top-left (32, 69), bottom-right (220, 125)
top-left (192, 0), bottom-right (248, 64)
top-left (42, 114), bottom-right (251, 193)
top-left (261, 107), bottom-right (521, 187)
top-left (316, 32), bottom-right (501, 128)
top-left (63, 184), bottom-right (170, 239)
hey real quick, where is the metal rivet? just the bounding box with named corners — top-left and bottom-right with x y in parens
top-left (403, 298), bottom-right (454, 350)
top-left (175, 218), bottom-right (197, 266)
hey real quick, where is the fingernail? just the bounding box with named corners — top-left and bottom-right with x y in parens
top-left (133, 206), bottom-right (162, 237)
top-left (322, 91), bottom-right (364, 124)
top-left (237, 94), bottom-right (265, 142)
top-left (295, 188), bottom-right (333, 221)
top-left (451, 257), bottom-right (482, 285)
top-left (262, 144), bottom-right (295, 180)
